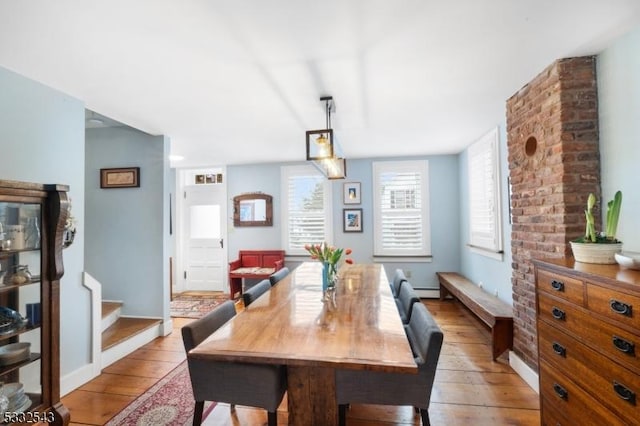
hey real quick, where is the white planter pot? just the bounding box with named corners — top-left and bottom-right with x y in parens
top-left (570, 241), bottom-right (623, 264)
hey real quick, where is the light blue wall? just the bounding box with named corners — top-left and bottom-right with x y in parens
top-left (85, 127), bottom-right (170, 319)
top-left (0, 66), bottom-right (88, 376)
top-left (458, 126), bottom-right (514, 305)
top-left (598, 25), bottom-right (640, 252)
top-left (227, 155), bottom-right (460, 289)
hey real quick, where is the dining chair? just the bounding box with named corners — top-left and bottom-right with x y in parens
top-left (395, 280), bottom-right (420, 324)
top-left (336, 302), bottom-right (444, 426)
top-left (269, 267), bottom-right (290, 286)
top-left (242, 279), bottom-right (271, 307)
top-left (390, 269), bottom-right (408, 297)
top-left (182, 300), bottom-right (287, 426)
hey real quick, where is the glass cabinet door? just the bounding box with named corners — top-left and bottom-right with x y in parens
top-left (0, 201), bottom-right (43, 414)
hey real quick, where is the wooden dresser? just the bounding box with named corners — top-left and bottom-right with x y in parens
top-left (533, 258), bottom-right (640, 425)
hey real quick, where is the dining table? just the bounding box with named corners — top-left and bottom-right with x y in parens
top-left (188, 262), bottom-right (417, 425)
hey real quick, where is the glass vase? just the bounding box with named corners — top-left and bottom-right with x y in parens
top-left (322, 261), bottom-right (338, 302)
top-left (322, 261), bottom-right (338, 290)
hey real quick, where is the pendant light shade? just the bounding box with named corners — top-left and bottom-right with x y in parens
top-left (305, 96), bottom-right (346, 179)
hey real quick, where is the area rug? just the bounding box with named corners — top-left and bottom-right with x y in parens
top-left (105, 361), bottom-right (216, 426)
top-left (170, 292), bottom-right (229, 318)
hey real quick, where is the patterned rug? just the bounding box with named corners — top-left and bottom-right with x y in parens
top-left (170, 292), bottom-right (229, 318)
top-left (105, 361), bottom-right (215, 426)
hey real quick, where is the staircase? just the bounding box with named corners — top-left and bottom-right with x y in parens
top-left (101, 301), bottom-right (162, 368)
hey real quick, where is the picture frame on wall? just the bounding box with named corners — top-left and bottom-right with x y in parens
top-left (343, 208), bottom-right (363, 232)
top-left (100, 167), bottom-right (140, 188)
top-left (343, 182), bottom-right (361, 204)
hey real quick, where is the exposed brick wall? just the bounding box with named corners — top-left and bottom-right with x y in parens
top-left (506, 57), bottom-right (600, 371)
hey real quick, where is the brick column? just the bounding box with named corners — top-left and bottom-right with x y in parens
top-left (506, 57), bottom-right (600, 370)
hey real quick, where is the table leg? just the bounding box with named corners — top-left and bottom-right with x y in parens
top-left (287, 365), bottom-right (338, 426)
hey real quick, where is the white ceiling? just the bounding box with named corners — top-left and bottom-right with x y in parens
top-left (1, 1), bottom-right (639, 167)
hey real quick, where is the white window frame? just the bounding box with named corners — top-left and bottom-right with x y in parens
top-left (281, 164), bottom-right (332, 255)
top-left (468, 127), bottom-right (503, 260)
top-left (372, 160), bottom-right (431, 257)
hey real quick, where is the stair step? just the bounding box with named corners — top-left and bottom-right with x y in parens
top-left (101, 301), bottom-right (123, 332)
top-left (102, 317), bottom-right (161, 351)
top-left (102, 301), bottom-right (123, 319)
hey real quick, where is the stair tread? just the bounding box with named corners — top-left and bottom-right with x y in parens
top-left (102, 302), bottom-right (123, 319)
top-left (102, 317), bottom-right (161, 351)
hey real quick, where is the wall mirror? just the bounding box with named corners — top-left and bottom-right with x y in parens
top-left (233, 193), bottom-right (273, 226)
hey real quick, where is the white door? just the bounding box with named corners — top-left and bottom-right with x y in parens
top-left (182, 185), bottom-right (226, 291)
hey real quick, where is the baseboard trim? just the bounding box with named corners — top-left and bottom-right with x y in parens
top-left (61, 363), bottom-right (96, 397)
top-left (509, 351), bottom-right (539, 393)
top-left (415, 289), bottom-right (440, 299)
top-left (160, 318), bottom-right (174, 336)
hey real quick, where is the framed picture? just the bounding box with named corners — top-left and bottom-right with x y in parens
top-left (343, 182), bottom-right (361, 204)
top-left (343, 208), bottom-right (363, 233)
top-left (100, 167), bottom-right (140, 188)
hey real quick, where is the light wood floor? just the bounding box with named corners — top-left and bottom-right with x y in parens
top-left (62, 299), bottom-right (540, 425)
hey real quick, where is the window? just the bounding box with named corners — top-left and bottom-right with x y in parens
top-left (373, 160), bottom-right (430, 257)
top-left (468, 127), bottom-right (503, 256)
top-left (281, 165), bottom-right (332, 254)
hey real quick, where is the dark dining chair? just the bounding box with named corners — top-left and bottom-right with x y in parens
top-left (336, 302), bottom-right (444, 426)
top-left (395, 280), bottom-right (421, 324)
top-left (182, 300), bottom-right (287, 426)
top-left (269, 267), bottom-right (290, 286)
top-left (242, 279), bottom-right (271, 307)
top-left (390, 269), bottom-right (408, 297)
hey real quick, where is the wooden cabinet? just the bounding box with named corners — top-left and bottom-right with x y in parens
top-left (0, 180), bottom-right (70, 425)
top-left (534, 258), bottom-right (640, 425)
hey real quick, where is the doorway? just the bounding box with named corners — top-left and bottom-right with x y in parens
top-left (176, 169), bottom-right (227, 294)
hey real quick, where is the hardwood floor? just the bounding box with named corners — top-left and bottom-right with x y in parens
top-left (62, 299), bottom-right (540, 425)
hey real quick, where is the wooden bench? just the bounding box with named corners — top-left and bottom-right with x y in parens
top-left (436, 272), bottom-right (513, 360)
top-left (228, 250), bottom-right (285, 299)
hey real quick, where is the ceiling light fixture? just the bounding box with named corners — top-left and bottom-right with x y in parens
top-left (305, 96), bottom-right (346, 179)
top-left (86, 111), bottom-right (104, 126)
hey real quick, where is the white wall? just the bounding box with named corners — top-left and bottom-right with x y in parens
top-left (0, 66), bottom-right (88, 376)
top-left (598, 25), bottom-right (640, 252)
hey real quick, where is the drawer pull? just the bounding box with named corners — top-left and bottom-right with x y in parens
top-left (553, 383), bottom-right (568, 400)
top-left (552, 342), bottom-right (566, 357)
top-left (610, 299), bottom-right (633, 317)
top-left (612, 336), bottom-right (635, 355)
top-left (550, 279), bottom-right (565, 292)
top-left (551, 307), bottom-right (566, 321)
top-left (613, 381), bottom-right (636, 406)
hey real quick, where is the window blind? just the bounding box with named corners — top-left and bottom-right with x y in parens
top-left (373, 160), bottom-right (430, 256)
top-left (468, 127), bottom-right (503, 253)
top-left (281, 165), bottom-right (331, 253)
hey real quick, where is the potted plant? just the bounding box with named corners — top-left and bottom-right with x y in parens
top-left (570, 191), bottom-right (622, 264)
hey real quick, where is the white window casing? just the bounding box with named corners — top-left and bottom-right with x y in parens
top-left (373, 160), bottom-right (431, 257)
top-left (281, 165), bottom-right (332, 255)
top-left (468, 127), bottom-right (503, 256)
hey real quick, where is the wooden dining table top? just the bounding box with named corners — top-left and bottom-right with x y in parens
top-left (189, 262), bottom-right (417, 373)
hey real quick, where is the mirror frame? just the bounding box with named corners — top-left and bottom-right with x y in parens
top-left (233, 193), bottom-right (273, 227)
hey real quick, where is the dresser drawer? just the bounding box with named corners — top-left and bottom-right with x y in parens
top-left (539, 360), bottom-right (625, 426)
top-left (537, 269), bottom-right (585, 305)
top-left (541, 396), bottom-right (570, 426)
top-left (538, 292), bottom-right (640, 374)
top-left (587, 283), bottom-right (640, 330)
top-left (539, 321), bottom-right (640, 424)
